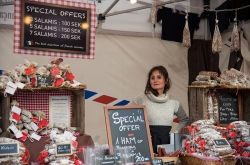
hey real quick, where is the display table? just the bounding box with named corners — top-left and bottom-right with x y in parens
top-left (21, 134), bottom-right (94, 164)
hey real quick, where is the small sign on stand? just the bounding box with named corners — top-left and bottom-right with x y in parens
top-left (212, 138), bottom-right (230, 147)
top-left (152, 158), bottom-right (163, 165)
top-left (37, 76), bottom-right (52, 87)
top-left (0, 142), bottom-right (19, 156)
top-left (56, 143), bottom-right (72, 156)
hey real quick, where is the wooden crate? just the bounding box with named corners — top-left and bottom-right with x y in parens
top-left (0, 86), bottom-right (86, 137)
top-left (188, 87), bottom-right (250, 125)
top-left (188, 87), bottom-right (209, 125)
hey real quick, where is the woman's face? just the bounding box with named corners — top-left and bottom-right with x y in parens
top-left (150, 70), bottom-right (167, 95)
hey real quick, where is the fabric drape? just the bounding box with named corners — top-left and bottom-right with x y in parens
top-left (188, 39), bottom-right (221, 85)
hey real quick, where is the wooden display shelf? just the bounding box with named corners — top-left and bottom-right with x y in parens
top-left (188, 87), bottom-right (250, 126)
top-left (0, 85), bottom-right (86, 137)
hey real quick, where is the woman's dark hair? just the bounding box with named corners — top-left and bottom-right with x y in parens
top-left (144, 65), bottom-right (171, 96)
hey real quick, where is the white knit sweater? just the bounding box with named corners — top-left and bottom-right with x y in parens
top-left (130, 92), bottom-right (189, 132)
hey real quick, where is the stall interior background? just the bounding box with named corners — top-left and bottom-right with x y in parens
top-left (0, 0), bottom-right (250, 144)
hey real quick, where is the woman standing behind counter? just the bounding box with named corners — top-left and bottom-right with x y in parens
top-left (130, 65), bottom-right (189, 153)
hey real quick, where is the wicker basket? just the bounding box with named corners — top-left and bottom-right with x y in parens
top-left (179, 153), bottom-right (237, 165)
top-left (236, 157), bottom-right (250, 165)
top-left (154, 156), bottom-right (179, 164)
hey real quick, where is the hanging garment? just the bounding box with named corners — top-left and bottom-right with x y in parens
top-left (157, 7), bottom-right (200, 43)
top-left (231, 0), bottom-right (250, 21)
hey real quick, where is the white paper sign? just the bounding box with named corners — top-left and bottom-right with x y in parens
top-left (5, 86), bottom-right (15, 95)
top-left (9, 124), bottom-right (18, 134)
top-left (72, 136), bottom-right (77, 141)
top-left (64, 130), bottom-right (73, 139)
top-left (15, 130), bottom-right (23, 138)
top-left (50, 130), bottom-right (57, 138)
top-left (49, 96), bottom-right (70, 127)
top-left (29, 122), bottom-right (38, 131)
top-left (71, 80), bottom-right (80, 87)
top-left (7, 81), bottom-right (17, 89)
top-left (16, 82), bottom-right (25, 89)
top-left (11, 106), bottom-right (21, 115)
top-left (31, 133), bottom-right (41, 141)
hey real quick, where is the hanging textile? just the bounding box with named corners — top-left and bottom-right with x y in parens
top-left (230, 10), bottom-right (240, 52)
top-left (183, 10), bottom-right (191, 48)
top-left (212, 12), bottom-right (222, 54)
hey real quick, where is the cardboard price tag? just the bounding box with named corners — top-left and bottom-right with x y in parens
top-left (11, 106), bottom-right (21, 115)
top-left (5, 86), bottom-right (16, 95)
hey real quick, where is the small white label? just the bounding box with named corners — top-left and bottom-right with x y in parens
top-left (16, 82), bottom-right (25, 89)
top-left (5, 86), bottom-right (16, 95)
top-left (64, 130), bottom-right (73, 138)
top-left (11, 106), bottom-right (21, 115)
top-left (71, 80), bottom-right (80, 87)
top-left (15, 130), bottom-right (23, 138)
top-left (7, 81), bottom-right (17, 89)
top-left (72, 136), bottom-right (77, 141)
top-left (55, 75), bottom-right (61, 78)
top-left (26, 76), bottom-right (30, 83)
top-left (31, 133), bottom-right (41, 141)
top-left (9, 124), bottom-right (18, 134)
top-left (29, 122), bottom-right (38, 131)
top-left (50, 130), bottom-right (57, 138)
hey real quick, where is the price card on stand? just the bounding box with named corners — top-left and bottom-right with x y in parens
top-left (212, 138), bottom-right (230, 147)
top-left (56, 143), bottom-right (72, 156)
top-left (0, 143), bottom-right (19, 156)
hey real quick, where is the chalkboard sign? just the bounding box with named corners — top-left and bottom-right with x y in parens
top-left (152, 159), bottom-right (163, 165)
top-left (212, 138), bottom-right (230, 147)
top-left (21, 0), bottom-right (90, 54)
top-left (37, 75), bottom-right (52, 87)
top-left (0, 142), bottom-right (19, 156)
top-left (56, 143), bottom-right (72, 156)
top-left (104, 105), bottom-right (153, 165)
top-left (217, 92), bottom-right (242, 126)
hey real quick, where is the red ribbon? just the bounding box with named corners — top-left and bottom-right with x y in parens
top-left (194, 138), bottom-right (201, 143)
top-left (187, 126), bottom-right (192, 132)
top-left (74, 159), bottom-right (82, 165)
top-left (78, 147), bottom-right (85, 153)
top-left (12, 112), bottom-right (21, 122)
top-left (21, 149), bottom-right (30, 164)
top-left (32, 117), bottom-right (39, 123)
top-left (25, 67), bottom-right (36, 75)
top-left (50, 67), bottom-right (60, 75)
top-left (37, 150), bottom-right (48, 163)
top-left (229, 132), bottom-right (236, 138)
top-left (184, 141), bottom-right (190, 151)
top-left (72, 141), bottom-right (78, 148)
top-left (38, 120), bottom-right (49, 129)
top-left (228, 124), bottom-right (235, 130)
top-left (18, 131), bottom-right (29, 141)
top-left (54, 78), bottom-right (64, 87)
top-left (243, 151), bottom-right (249, 157)
top-left (66, 72), bottom-right (75, 81)
top-left (30, 77), bottom-right (37, 87)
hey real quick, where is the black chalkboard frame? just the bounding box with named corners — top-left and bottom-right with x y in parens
top-left (20, 0), bottom-right (90, 54)
top-left (0, 142), bottom-right (19, 156)
top-left (104, 105), bottom-right (154, 165)
top-left (216, 89), bottom-right (242, 127)
top-left (55, 143), bottom-right (72, 156)
top-left (212, 138), bottom-right (230, 148)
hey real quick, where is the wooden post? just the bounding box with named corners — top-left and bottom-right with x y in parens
top-left (0, 93), bottom-right (11, 137)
